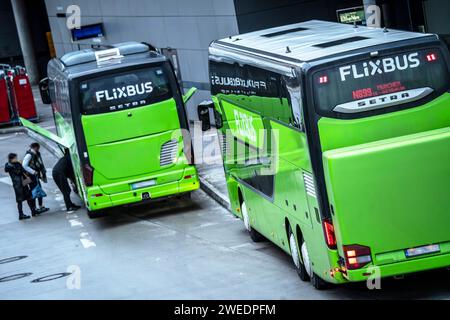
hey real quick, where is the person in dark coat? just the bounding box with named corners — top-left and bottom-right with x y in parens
top-left (52, 152), bottom-right (81, 212)
top-left (23, 142), bottom-right (49, 214)
top-left (4, 153), bottom-right (38, 220)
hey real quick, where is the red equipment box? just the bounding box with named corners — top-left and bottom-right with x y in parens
top-left (10, 67), bottom-right (38, 121)
top-left (0, 72), bottom-right (11, 124)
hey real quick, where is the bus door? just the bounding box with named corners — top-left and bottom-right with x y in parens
top-left (221, 99), bottom-right (272, 236)
top-left (20, 118), bottom-right (71, 152)
top-left (310, 44), bottom-right (450, 270)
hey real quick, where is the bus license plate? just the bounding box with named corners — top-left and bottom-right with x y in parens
top-left (142, 192), bottom-right (151, 200)
top-left (131, 180), bottom-right (156, 190)
top-left (405, 244), bottom-right (440, 258)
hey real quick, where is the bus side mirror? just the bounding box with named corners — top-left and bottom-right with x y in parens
top-left (198, 101), bottom-right (213, 132)
top-left (183, 87), bottom-right (197, 104)
top-left (39, 78), bottom-right (51, 105)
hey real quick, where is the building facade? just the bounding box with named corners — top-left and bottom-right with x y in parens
top-left (5, 0), bottom-right (449, 119)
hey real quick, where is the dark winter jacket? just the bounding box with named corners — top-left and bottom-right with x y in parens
top-left (4, 162), bottom-right (32, 202)
top-left (52, 152), bottom-right (75, 182)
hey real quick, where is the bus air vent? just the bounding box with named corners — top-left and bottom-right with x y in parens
top-left (219, 132), bottom-right (229, 156)
top-left (262, 27), bottom-right (308, 38)
top-left (314, 36), bottom-right (368, 48)
top-left (303, 172), bottom-right (317, 198)
top-left (160, 140), bottom-right (178, 167)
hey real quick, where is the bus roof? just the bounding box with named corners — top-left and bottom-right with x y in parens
top-left (212, 20), bottom-right (438, 64)
top-left (51, 42), bottom-right (167, 79)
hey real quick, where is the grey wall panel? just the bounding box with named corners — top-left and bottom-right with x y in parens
top-left (424, 0), bottom-right (450, 34)
top-left (44, 0), bottom-right (239, 119)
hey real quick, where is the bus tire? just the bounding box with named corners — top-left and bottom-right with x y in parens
top-left (288, 227), bottom-right (309, 282)
top-left (300, 238), bottom-right (330, 290)
top-left (311, 272), bottom-right (330, 291)
top-left (179, 192), bottom-right (192, 201)
top-left (241, 201), bottom-right (265, 243)
top-left (87, 209), bottom-right (104, 219)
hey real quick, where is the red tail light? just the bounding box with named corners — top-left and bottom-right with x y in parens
top-left (319, 75), bottom-right (328, 84)
top-left (426, 53), bottom-right (437, 62)
top-left (323, 219), bottom-right (337, 249)
top-left (82, 164), bottom-right (94, 187)
top-left (343, 245), bottom-right (372, 270)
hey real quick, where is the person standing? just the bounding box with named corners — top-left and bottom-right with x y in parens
top-left (52, 152), bottom-right (81, 212)
top-left (5, 153), bottom-right (38, 220)
top-left (23, 142), bottom-right (50, 214)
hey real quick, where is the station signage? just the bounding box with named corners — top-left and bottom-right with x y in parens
top-left (71, 23), bottom-right (105, 41)
top-left (337, 7), bottom-right (366, 25)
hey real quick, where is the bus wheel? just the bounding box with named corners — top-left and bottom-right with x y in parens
top-left (288, 228), bottom-right (309, 282)
top-left (311, 271), bottom-right (330, 290)
top-left (241, 201), bottom-right (264, 243)
top-left (178, 192), bottom-right (192, 201)
top-left (87, 209), bottom-right (104, 219)
top-left (301, 239), bottom-right (329, 290)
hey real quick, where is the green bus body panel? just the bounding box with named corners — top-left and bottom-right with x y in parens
top-left (82, 99), bottom-right (180, 147)
top-left (318, 93), bottom-right (450, 152)
top-left (20, 117), bottom-right (71, 149)
top-left (80, 98), bottom-right (199, 206)
top-left (323, 127), bottom-right (450, 257)
top-left (87, 131), bottom-right (185, 189)
top-left (183, 87), bottom-right (197, 104)
top-left (222, 99), bottom-right (266, 150)
top-left (216, 95), bottom-right (340, 283)
top-left (319, 94), bottom-right (450, 281)
top-left (82, 98), bottom-right (182, 182)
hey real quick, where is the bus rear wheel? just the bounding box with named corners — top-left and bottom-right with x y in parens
top-left (300, 239), bottom-right (330, 290)
top-left (87, 209), bottom-right (105, 219)
top-left (241, 201), bottom-right (265, 243)
top-left (288, 228), bottom-right (309, 282)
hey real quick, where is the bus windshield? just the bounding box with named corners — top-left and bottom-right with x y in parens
top-left (79, 66), bottom-right (173, 115)
top-left (313, 47), bottom-right (450, 117)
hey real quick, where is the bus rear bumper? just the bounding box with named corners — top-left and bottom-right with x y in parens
top-left (86, 167), bottom-right (200, 211)
top-left (344, 251), bottom-right (450, 283)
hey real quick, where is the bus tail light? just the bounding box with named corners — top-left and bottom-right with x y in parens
top-left (323, 219), bottom-right (337, 249)
top-left (82, 164), bottom-right (94, 187)
top-left (343, 245), bottom-right (372, 270)
top-left (426, 53), bottom-right (437, 62)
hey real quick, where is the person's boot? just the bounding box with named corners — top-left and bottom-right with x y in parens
top-left (37, 207), bottom-right (50, 214)
top-left (67, 204), bottom-right (81, 212)
top-left (31, 209), bottom-right (40, 217)
top-left (19, 214), bottom-right (31, 220)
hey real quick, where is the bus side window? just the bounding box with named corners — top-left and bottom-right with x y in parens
top-left (49, 78), bottom-right (56, 109)
top-left (283, 76), bottom-right (304, 132)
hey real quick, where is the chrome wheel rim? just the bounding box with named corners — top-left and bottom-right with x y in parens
top-left (242, 202), bottom-right (251, 232)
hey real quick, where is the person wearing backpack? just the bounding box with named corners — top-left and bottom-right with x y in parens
top-left (5, 153), bottom-right (38, 220)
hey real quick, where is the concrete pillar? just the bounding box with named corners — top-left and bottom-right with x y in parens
top-left (10, 0), bottom-right (39, 84)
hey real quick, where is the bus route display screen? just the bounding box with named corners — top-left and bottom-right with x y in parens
top-left (79, 66), bottom-right (173, 115)
top-left (313, 48), bottom-right (450, 116)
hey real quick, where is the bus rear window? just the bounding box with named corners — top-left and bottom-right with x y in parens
top-left (313, 48), bottom-right (450, 117)
top-left (79, 66), bottom-right (173, 114)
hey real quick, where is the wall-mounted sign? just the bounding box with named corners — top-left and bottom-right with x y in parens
top-left (71, 23), bottom-right (105, 41)
top-left (337, 6), bottom-right (366, 25)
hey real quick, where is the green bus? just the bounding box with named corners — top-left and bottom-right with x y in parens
top-left (23, 42), bottom-right (200, 217)
top-left (200, 21), bottom-right (450, 289)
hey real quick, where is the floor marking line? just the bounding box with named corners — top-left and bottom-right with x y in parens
top-left (80, 232), bottom-right (96, 249)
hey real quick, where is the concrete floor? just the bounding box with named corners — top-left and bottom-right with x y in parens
top-left (0, 133), bottom-right (449, 300)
